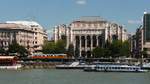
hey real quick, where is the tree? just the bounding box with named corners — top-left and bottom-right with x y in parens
top-left (109, 40), bottom-right (130, 58)
top-left (42, 41), bottom-right (56, 54)
top-left (120, 41), bottom-right (130, 57)
top-left (142, 49), bottom-right (147, 58)
top-left (55, 40), bottom-right (66, 53)
top-left (7, 42), bottom-right (28, 57)
top-left (42, 40), bottom-right (66, 54)
top-left (0, 47), bottom-right (6, 55)
top-left (66, 44), bottom-right (74, 58)
top-left (109, 40), bottom-right (122, 57)
top-left (92, 47), bottom-right (110, 58)
top-left (17, 46), bottom-right (28, 57)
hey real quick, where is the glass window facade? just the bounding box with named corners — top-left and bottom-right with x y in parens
top-left (144, 13), bottom-right (150, 42)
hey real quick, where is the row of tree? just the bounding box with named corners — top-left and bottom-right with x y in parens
top-left (0, 41), bottom-right (28, 57)
top-left (42, 40), bottom-right (130, 58)
top-left (0, 39), bottom-right (130, 58)
top-left (42, 40), bottom-right (74, 58)
top-left (42, 40), bottom-right (66, 54)
top-left (92, 40), bottom-right (130, 58)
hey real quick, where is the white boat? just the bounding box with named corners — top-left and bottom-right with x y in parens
top-left (84, 63), bottom-right (148, 72)
top-left (0, 56), bottom-right (22, 70)
top-left (142, 63), bottom-right (150, 70)
top-left (0, 64), bottom-right (22, 70)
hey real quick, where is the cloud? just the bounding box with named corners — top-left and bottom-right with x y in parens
top-left (128, 20), bottom-right (142, 24)
top-left (76, 0), bottom-right (87, 5)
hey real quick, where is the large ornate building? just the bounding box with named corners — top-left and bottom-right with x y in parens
top-left (0, 23), bottom-right (34, 53)
top-left (6, 21), bottom-right (48, 53)
top-left (54, 16), bottom-right (128, 58)
top-left (0, 21), bottom-right (47, 54)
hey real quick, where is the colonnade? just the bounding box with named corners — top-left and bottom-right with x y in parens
top-left (74, 34), bottom-right (105, 58)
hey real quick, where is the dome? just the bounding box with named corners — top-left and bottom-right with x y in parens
top-left (6, 21), bottom-right (43, 29)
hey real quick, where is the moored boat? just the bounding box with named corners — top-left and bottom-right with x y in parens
top-left (84, 63), bottom-right (148, 72)
top-left (0, 56), bottom-right (22, 70)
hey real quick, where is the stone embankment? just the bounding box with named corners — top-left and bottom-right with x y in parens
top-left (21, 62), bottom-right (62, 69)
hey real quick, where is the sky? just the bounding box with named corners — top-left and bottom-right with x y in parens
top-left (0, 0), bottom-right (150, 37)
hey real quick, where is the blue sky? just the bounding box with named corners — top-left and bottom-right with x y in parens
top-left (0, 0), bottom-right (150, 36)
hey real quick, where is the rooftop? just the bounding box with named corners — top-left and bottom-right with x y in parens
top-left (0, 23), bottom-right (26, 29)
top-left (6, 21), bottom-right (43, 29)
top-left (74, 16), bottom-right (107, 22)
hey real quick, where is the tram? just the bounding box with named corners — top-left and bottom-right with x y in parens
top-left (30, 54), bottom-right (67, 59)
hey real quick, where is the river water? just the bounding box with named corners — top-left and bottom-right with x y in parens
top-left (0, 69), bottom-right (150, 84)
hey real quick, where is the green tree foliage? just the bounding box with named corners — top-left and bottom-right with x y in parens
top-left (55, 40), bottom-right (66, 53)
top-left (7, 42), bottom-right (28, 57)
top-left (42, 41), bottom-right (56, 54)
top-left (120, 41), bottom-right (130, 57)
top-left (75, 47), bottom-right (80, 59)
top-left (0, 47), bottom-right (6, 55)
top-left (110, 40), bottom-right (130, 58)
top-left (109, 40), bottom-right (122, 57)
top-left (92, 40), bottom-right (130, 58)
top-left (142, 48), bottom-right (147, 58)
top-left (92, 47), bottom-right (111, 58)
top-left (66, 44), bottom-right (74, 58)
top-left (42, 40), bottom-right (66, 54)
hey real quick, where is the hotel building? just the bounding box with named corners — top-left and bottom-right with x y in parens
top-left (6, 21), bottom-right (48, 53)
top-left (0, 23), bottom-right (34, 53)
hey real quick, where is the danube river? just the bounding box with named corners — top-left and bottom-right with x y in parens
top-left (0, 69), bottom-right (150, 84)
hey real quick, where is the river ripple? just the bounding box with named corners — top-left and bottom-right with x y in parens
top-left (0, 69), bottom-right (150, 84)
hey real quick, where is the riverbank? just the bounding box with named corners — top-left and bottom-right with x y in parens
top-left (20, 62), bottom-right (62, 69)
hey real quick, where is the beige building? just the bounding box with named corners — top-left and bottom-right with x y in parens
top-left (0, 23), bottom-right (34, 53)
top-left (6, 21), bottom-right (48, 53)
top-left (54, 16), bottom-right (128, 58)
top-left (54, 24), bottom-right (67, 41)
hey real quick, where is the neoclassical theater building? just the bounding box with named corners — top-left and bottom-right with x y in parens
top-left (54, 16), bottom-right (128, 58)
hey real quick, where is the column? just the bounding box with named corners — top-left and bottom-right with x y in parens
top-left (73, 35), bottom-right (76, 56)
top-left (91, 35), bottom-right (93, 58)
top-left (85, 35), bottom-right (87, 58)
top-left (79, 36), bottom-right (81, 58)
top-left (96, 35), bottom-right (99, 47)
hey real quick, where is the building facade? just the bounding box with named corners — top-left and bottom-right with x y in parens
top-left (143, 12), bottom-right (150, 57)
top-left (131, 12), bottom-right (150, 58)
top-left (54, 16), bottom-right (128, 58)
top-left (6, 21), bottom-right (48, 53)
top-left (0, 23), bottom-right (34, 53)
top-left (53, 24), bottom-right (67, 41)
top-left (131, 26), bottom-right (144, 58)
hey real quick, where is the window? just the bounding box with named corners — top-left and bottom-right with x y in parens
top-left (20, 40), bottom-right (22, 43)
top-left (35, 32), bottom-right (37, 35)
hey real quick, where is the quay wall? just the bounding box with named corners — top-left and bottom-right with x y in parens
top-left (21, 62), bottom-right (62, 69)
